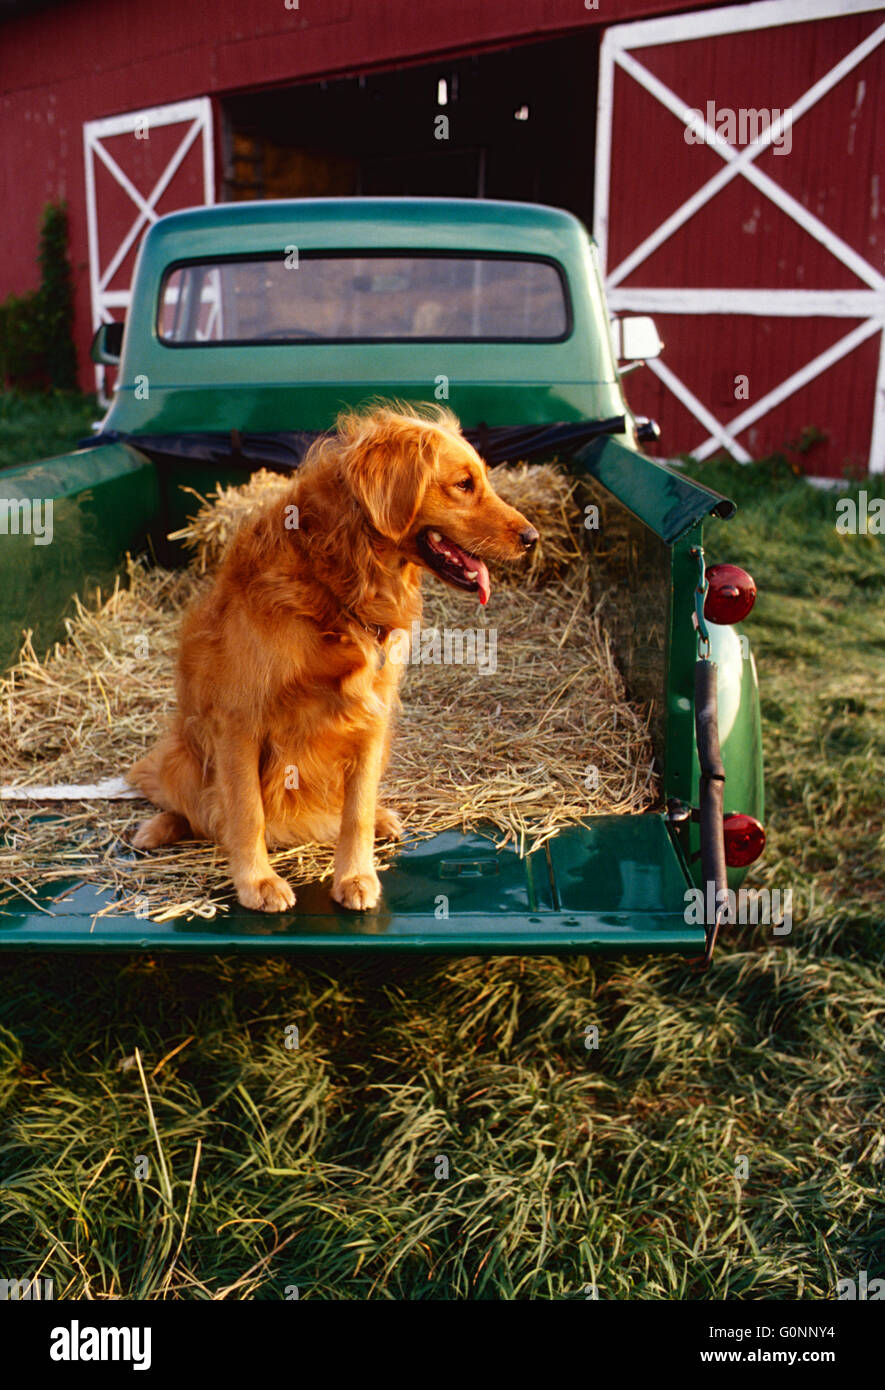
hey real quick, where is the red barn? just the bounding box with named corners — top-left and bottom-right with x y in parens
top-left (1, 0), bottom-right (882, 477)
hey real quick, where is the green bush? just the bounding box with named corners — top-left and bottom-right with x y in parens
top-left (0, 201), bottom-right (78, 390)
top-left (0, 290), bottom-right (45, 388)
top-left (37, 201), bottom-right (78, 390)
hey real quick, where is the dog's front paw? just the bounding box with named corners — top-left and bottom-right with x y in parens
top-left (374, 806), bottom-right (404, 841)
top-left (236, 872), bottom-right (296, 913)
top-left (332, 870), bottom-right (381, 911)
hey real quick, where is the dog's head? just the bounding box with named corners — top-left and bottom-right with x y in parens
top-left (338, 404), bottom-right (538, 605)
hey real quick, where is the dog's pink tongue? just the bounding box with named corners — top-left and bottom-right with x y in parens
top-left (475, 559), bottom-right (491, 606)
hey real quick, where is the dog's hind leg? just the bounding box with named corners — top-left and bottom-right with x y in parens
top-left (133, 811), bottom-right (192, 849)
top-left (374, 805), bottom-right (403, 841)
top-left (129, 729), bottom-right (210, 844)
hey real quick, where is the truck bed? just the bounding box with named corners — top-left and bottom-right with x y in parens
top-left (0, 429), bottom-right (755, 956)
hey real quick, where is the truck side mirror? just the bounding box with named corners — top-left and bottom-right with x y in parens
top-left (90, 320), bottom-right (124, 365)
top-left (611, 315), bottom-right (663, 366)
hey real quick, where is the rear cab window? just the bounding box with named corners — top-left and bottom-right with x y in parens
top-left (158, 252), bottom-right (572, 344)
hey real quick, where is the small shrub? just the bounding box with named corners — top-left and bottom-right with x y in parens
top-left (37, 201), bottom-right (78, 390)
top-left (0, 290), bottom-right (45, 389)
top-left (0, 201), bottom-right (78, 391)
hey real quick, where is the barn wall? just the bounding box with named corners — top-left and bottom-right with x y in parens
top-left (0, 0), bottom-right (881, 475)
top-left (0, 0), bottom-right (706, 394)
top-left (600, 5), bottom-right (885, 477)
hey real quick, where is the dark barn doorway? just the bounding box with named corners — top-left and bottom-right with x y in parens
top-left (220, 31), bottom-right (599, 228)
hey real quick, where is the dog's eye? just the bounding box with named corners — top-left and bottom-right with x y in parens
top-left (455, 477), bottom-right (475, 493)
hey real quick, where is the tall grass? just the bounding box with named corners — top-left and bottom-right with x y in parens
top-left (0, 391), bottom-right (98, 471)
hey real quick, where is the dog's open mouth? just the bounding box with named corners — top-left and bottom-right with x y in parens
top-left (417, 529), bottom-right (491, 605)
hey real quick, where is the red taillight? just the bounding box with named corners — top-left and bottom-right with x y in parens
top-left (723, 813), bottom-right (766, 867)
top-left (704, 564), bottom-right (756, 624)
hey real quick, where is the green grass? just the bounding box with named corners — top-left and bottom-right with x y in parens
top-left (0, 390), bottom-right (99, 470)
top-left (0, 411), bottom-right (883, 1300)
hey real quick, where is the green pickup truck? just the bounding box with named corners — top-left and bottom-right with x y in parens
top-left (0, 197), bottom-right (763, 958)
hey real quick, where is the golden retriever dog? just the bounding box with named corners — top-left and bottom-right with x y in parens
top-left (128, 404), bottom-right (538, 913)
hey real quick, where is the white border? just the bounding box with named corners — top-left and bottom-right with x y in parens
top-left (594, 0), bottom-right (885, 471)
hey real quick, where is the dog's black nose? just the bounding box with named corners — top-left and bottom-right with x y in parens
top-left (520, 526), bottom-right (540, 552)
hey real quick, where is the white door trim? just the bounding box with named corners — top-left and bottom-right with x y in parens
top-left (82, 97), bottom-right (214, 396)
top-left (594, 0), bottom-right (885, 471)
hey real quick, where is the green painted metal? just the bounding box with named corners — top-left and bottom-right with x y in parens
top-left (569, 442), bottom-right (761, 888)
top-left (575, 435), bottom-right (735, 544)
top-left (665, 527), bottom-right (765, 891)
top-left (0, 443), bottom-right (159, 669)
top-left (689, 623), bottom-right (765, 892)
top-left (667, 529), bottom-right (706, 815)
top-left (103, 198), bottom-right (627, 437)
top-left (0, 819), bottom-right (704, 954)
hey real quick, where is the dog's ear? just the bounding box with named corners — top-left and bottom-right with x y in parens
top-left (342, 412), bottom-right (436, 542)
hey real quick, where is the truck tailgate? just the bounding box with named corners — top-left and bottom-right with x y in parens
top-left (0, 814), bottom-right (701, 954)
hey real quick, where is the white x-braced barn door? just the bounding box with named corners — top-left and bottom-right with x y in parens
top-left (83, 98), bottom-right (214, 396)
top-left (594, 0), bottom-right (885, 477)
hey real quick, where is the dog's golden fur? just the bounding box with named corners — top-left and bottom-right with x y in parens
top-left (129, 404), bottom-right (536, 912)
